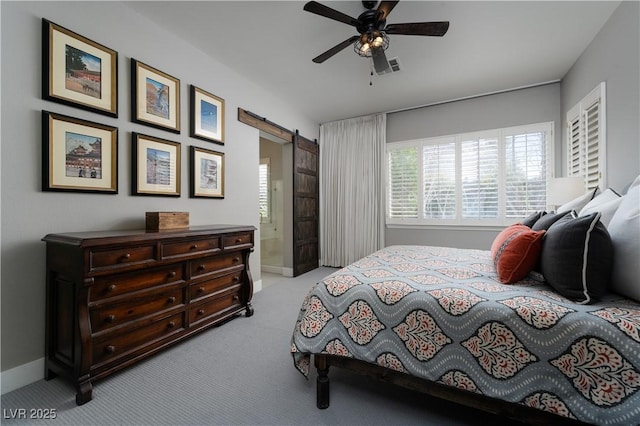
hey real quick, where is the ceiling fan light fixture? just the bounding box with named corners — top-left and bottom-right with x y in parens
top-left (354, 32), bottom-right (389, 57)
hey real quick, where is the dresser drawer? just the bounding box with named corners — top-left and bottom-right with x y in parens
top-left (90, 287), bottom-right (184, 333)
top-left (190, 270), bottom-right (243, 302)
top-left (189, 253), bottom-right (243, 279)
top-left (190, 290), bottom-right (243, 325)
top-left (161, 237), bottom-right (221, 259)
top-left (90, 265), bottom-right (184, 302)
top-left (223, 232), bottom-right (253, 249)
top-left (90, 245), bottom-right (156, 272)
top-left (92, 312), bottom-right (185, 367)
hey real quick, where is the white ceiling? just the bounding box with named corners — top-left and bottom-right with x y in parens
top-left (126, 1), bottom-right (620, 124)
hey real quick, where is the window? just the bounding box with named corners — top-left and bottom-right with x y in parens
top-left (259, 159), bottom-right (270, 223)
top-left (567, 82), bottom-right (606, 190)
top-left (387, 122), bottom-right (553, 227)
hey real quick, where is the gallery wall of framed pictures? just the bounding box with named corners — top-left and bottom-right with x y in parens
top-left (41, 18), bottom-right (227, 200)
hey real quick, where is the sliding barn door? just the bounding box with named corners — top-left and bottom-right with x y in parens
top-left (293, 131), bottom-right (319, 277)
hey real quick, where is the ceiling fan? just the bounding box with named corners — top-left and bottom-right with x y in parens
top-left (303, 1), bottom-right (449, 74)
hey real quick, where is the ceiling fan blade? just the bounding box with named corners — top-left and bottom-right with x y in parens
top-left (303, 1), bottom-right (360, 27)
top-left (377, 1), bottom-right (399, 19)
top-left (371, 45), bottom-right (390, 74)
top-left (385, 21), bottom-right (450, 36)
top-left (312, 35), bottom-right (360, 63)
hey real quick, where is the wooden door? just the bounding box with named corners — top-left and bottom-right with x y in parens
top-left (293, 131), bottom-right (319, 276)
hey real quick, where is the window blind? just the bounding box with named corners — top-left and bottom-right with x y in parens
top-left (388, 146), bottom-right (419, 219)
top-left (566, 82), bottom-right (606, 190)
top-left (386, 122), bottom-right (553, 226)
top-left (258, 161), bottom-right (270, 223)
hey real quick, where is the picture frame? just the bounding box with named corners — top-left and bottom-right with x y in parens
top-left (42, 19), bottom-right (118, 117)
top-left (132, 132), bottom-right (181, 197)
top-left (42, 110), bottom-right (118, 193)
top-left (189, 146), bottom-right (224, 198)
top-left (131, 59), bottom-right (180, 133)
top-left (189, 85), bottom-right (225, 144)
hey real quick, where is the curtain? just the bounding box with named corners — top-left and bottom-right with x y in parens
top-left (319, 113), bottom-right (386, 267)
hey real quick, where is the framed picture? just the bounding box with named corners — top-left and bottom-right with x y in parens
top-left (189, 146), bottom-right (224, 198)
top-left (42, 111), bottom-right (118, 193)
top-left (131, 59), bottom-right (180, 133)
top-left (190, 85), bottom-right (225, 144)
top-left (42, 19), bottom-right (118, 117)
top-left (132, 133), bottom-right (181, 197)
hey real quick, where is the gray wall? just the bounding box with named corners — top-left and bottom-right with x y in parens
top-left (0, 1), bottom-right (318, 375)
top-left (561, 1), bottom-right (640, 191)
top-left (386, 83), bottom-right (562, 249)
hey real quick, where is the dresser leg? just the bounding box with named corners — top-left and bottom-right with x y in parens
top-left (245, 303), bottom-right (254, 317)
top-left (75, 380), bottom-right (93, 405)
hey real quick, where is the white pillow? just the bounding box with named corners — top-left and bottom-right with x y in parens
top-left (579, 188), bottom-right (623, 227)
top-left (608, 175), bottom-right (640, 301)
top-left (558, 187), bottom-right (600, 213)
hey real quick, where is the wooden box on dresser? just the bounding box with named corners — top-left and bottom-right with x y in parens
top-left (42, 225), bottom-right (255, 405)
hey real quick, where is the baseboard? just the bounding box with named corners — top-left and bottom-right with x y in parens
top-left (1, 357), bottom-right (44, 395)
top-left (282, 267), bottom-right (294, 277)
top-left (261, 264), bottom-right (283, 274)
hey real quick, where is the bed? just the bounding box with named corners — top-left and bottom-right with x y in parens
top-left (290, 178), bottom-right (640, 425)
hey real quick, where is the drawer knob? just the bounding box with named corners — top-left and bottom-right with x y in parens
top-left (233, 257), bottom-right (240, 263)
top-left (168, 271), bottom-right (176, 278)
top-left (122, 253), bottom-right (131, 260)
top-left (233, 295), bottom-right (240, 301)
top-left (197, 309), bottom-right (205, 316)
top-left (191, 244), bottom-right (198, 249)
top-left (104, 345), bottom-right (116, 354)
top-left (105, 315), bottom-right (116, 323)
top-left (167, 321), bottom-right (176, 329)
top-left (232, 276), bottom-right (240, 282)
top-left (168, 296), bottom-right (176, 303)
top-left (198, 264), bottom-right (206, 271)
top-left (197, 287), bottom-right (205, 294)
top-left (235, 238), bottom-right (242, 243)
top-left (107, 284), bottom-right (117, 292)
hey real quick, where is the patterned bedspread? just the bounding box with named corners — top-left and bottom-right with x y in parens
top-left (290, 246), bottom-right (640, 425)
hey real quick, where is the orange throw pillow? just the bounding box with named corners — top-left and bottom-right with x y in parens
top-left (491, 224), bottom-right (546, 284)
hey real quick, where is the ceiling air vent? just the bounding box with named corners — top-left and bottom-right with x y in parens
top-left (388, 57), bottom-right (401, 72)
top-left (373, 57), bottom-right (402, 76)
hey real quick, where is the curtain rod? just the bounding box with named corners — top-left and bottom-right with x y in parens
top-left (323, 80), bottom-right (560, 125)
top-left (386, 80), bottom-right (561, 115)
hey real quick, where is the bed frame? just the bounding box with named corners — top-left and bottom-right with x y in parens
top-left (314, 354), bottom-right (584, 426)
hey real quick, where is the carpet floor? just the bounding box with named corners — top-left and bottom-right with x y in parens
top-left (1, 267), bottom-right (520, 425)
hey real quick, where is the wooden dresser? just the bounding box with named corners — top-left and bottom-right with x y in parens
top-left (42, 225), bottom-right (255, 405)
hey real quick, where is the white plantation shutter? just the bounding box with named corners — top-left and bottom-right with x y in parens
top-left (584, 101), bottom-right (602, 189)
top-left (504, 131), bottom-right (547, 218)
top-left (568, 115), bottom-right (582, 177)
top-left (259, 160), bottom-right (270, 223)
top-left (461, 136), bottom-right (499, 219)
top-left (566, 82), bottom-right (606, 190)
top-left (423, 141), bottom-right (456, 219)
top-left (386, 122), bottom-right (553, 226)
top-left (388, 146), bottom-right (419, 219)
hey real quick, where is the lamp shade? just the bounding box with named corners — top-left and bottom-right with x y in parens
top-left (548, 177), bottom-right (584, 207)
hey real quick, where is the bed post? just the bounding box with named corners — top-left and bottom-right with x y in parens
top-left (315, 354), bottom-right (330, 409)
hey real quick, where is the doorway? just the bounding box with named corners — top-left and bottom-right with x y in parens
top-left (238, 108), bottom-right (318, 279)
top-left (259, 133), bottom-right (293, 277)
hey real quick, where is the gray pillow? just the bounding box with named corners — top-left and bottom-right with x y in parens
top-left (520, 211), bottom-right (546, 228)
top-left (540, 212), bottom-right (613, 304)
top-left (531, 211), bottom-right (571, 231)
top-left (608, 175), bottom-right (640, 301)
